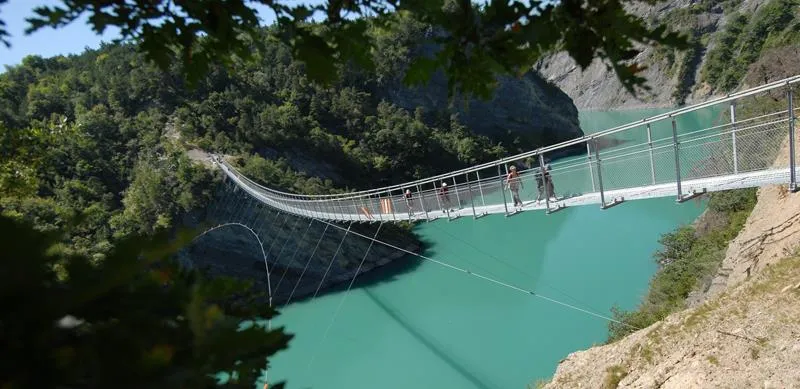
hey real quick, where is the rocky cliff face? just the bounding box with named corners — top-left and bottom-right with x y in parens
top-left (383, 69), bottom-right (583, 147)
top-left (535, 0), bottom-right (711, 110)
top-left (370, 23), bottom-right (583, 150)
top-left (543, 254), bottom-right (800, 389)
top-left (535, 0), bottom-right (779, 110)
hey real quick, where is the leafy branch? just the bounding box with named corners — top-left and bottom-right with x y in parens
top-left (0, 215), bottom-right (292, 388)
top-left (4, 0), bottom-right (689, 97)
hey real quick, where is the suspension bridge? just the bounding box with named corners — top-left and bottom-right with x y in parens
top-left (193, 77), bottom-right (799, 387)
top-left (215, 76), bottom-right (799, 222)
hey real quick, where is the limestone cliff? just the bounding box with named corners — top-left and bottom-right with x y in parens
top-left (543, 253), bottom-right (800, 389)
top-left (535, 0), bottom-right (793, 110)
top-left (382, 68), bottom-right (582, 147)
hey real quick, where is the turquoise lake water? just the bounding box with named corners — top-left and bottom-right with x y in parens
top-left (267, 108), bottom-right (718, 389)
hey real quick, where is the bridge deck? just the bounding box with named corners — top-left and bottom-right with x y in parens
top-left (216, 76), bottom-right (800, 223)
top-left (222, 165), bottom-right (793, 222)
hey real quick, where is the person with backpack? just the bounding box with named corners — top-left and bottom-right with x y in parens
top-left (535, 166), bottom-right (546, 202)
top-left (544, 164), bottom-right (558, 200)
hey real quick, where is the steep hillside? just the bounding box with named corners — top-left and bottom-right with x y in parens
top-left (536, 0), bottom-right (800, 110)
top-left (543, 253), bottom-right (800, 389)
top-left (541, 168), bottom-right (800, 387)
top-left (538, 54), bottom-right (800, 385)
top-left (0, 22), bottom-right (582, 299)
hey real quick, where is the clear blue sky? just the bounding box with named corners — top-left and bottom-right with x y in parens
top-left (0, 0), bottom-right (325, 70)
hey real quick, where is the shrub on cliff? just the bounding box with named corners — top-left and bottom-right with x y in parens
top-left (608, 188), bottom-right (757, 342)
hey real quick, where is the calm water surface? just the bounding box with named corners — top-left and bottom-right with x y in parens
top-left (268, 108), bottom-right (715, 389)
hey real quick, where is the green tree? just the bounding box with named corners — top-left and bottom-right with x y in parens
top-left (2, 0), bottom-right (688, 97)
top-left (0, 214), bottom-right (292, 389)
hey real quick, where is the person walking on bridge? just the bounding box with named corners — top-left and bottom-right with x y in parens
top-left (535, 166), bottom-right (546, 202)
top-left (438, 182), bottom-right (452, 214)
top-left (505, 165), bottom-right (524, 211)
top-left (404, 189), bottom-right (414, 217)
top-left (544, 164), bottom-right (558, 200)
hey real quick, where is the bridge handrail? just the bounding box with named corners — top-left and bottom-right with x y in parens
top-left (217, 74), bottom-right (800, 203)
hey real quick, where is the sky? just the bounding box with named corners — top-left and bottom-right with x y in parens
top-left (0, 0), bottom-right (326, 70)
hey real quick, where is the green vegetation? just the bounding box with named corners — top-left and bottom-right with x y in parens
top-left (0, 16), bottom-right (577, 387)
top-left (701, 0), bottom-right (800, 92)
top-left (0, 0), bottom-right (688, 97)
top-left (0, 20), bottom-right (523, 258)
top-left (0, 214), bottom-right (290, 388)
top-left (607, 188), bottom-right (758, 342)
top-left (648, 0), bottom-right (743, 104)
top-left (602, 365), bottom-right (628, 389)
top-left (0, 99), bottom-right (215, 259)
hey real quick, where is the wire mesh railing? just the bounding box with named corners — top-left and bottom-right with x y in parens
top-left (217, 76), bottom-right (800, 221)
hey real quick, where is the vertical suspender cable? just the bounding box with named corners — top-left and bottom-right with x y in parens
top-left (311, 222), bottom-right (355, 300)
top-left (304, 223), bottom-right (384, 375)
top-left (285, 224), bottom-right (330, 306)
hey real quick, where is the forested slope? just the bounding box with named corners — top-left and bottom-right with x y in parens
top-left (0, 21), bottom-right (581, 263)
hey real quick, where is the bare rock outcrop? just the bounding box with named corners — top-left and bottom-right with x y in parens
top-left (544, 255), bottom-right (800, 389)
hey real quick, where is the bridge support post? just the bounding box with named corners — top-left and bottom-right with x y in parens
top-left (593, 138), bottom-right (623, 209)
top-left (466, 173), bottom-right (478, 219)
top-left (375, 194), bottom-right (384, 223)
top-left (499, 164), bottom-right (510, 216)
top-left (415, 183), bottom-right (430, 221)
top-left (433, 182), bottom-right (444, 217)
top-left (476, 171), bottom-right (487, 210)
top-left (537, 154), bottom-right (552, 214)
top-left (789, 87), bottom-right (797, 192)
top-left (587, 142), bottom-right (596, 192)
top-left (452, 177), bottom-right (461, 210)
top-left (390, 191), bottom-right (398, 222)
top-left (731, 102), bottom-right (738, 174)
top-left (647, 124), bottom-right (656, 185)
top-left (358, 197), bottom-right (369, 222)
top-left (671, 117), bottom-right (685, 202)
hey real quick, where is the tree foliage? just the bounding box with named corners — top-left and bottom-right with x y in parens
top-left (0, 214), bottom-right (292, 389)
top-left (2, 0), bottom-right (688, 97)
top-left (701, 0), bottom-right (800, 92)
top-left (0, 16), bottom-right (525, 258)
